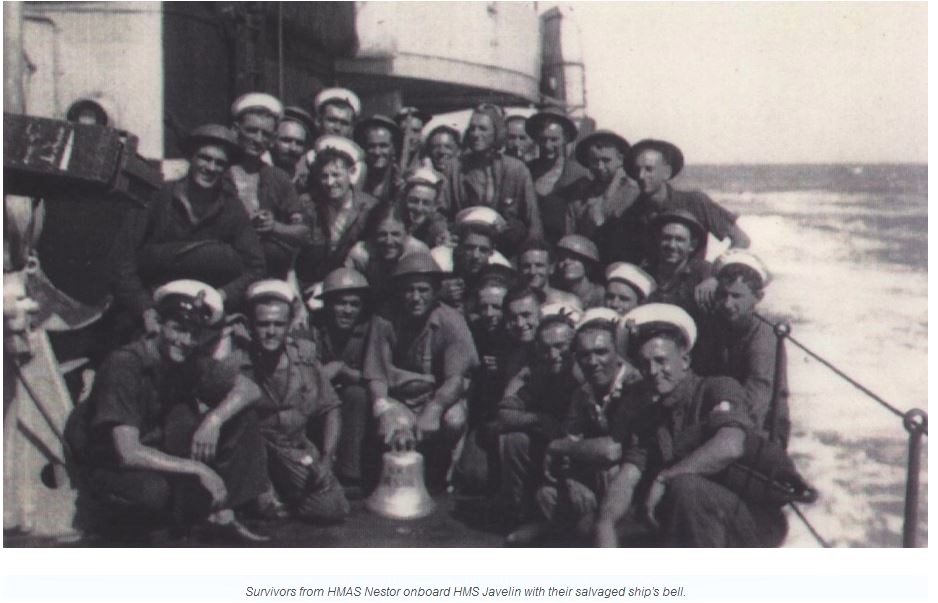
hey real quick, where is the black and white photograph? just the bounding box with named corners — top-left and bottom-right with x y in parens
top-left (2, 0), bottom-right (927, 556)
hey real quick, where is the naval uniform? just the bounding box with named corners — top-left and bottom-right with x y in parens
top-left (622, 373), bottom-right (786, 547)
top-left (66, 338), bottom-right (268, 527)
top-left (234, 336), bottom-right (350, 522)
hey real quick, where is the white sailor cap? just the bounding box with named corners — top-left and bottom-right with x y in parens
top-left (314, 87), bottom-right (361, 117)
top-left (576, 307), bottom-right (621, 331)
top-left (605, 262), bottom-right (656, 300)
top-left (404, 166), bottom-right (444, 189)
top-left (313, 135), bottom-right (364, 164)
top-left (540, 302), bottom-right (583, 325)
top-left (712, 249), bottom-right (770, 286)
top-left (246, 279), bottom-right (297, 305)
top-left (623, 303), bottom-right (697, 350)
top-left (230, 92), bottom-right (284, 120)
top-left (454, 206), bottom-right (507, 234)
top-left (153, 280), bottom-right (224, 327)
top-left (430, 245), bottom-right (454, 273)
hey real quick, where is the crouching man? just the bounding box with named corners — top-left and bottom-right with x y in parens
top-left (235, 280), bottom-right (350, 523)
top-left (363, 252), bottom-right (480, 490)
top-left (509, 311), bottom-right (640, 545)
top-left (66, 280), bottom-right (268, 542)
top-left (594, 303), bottom-right (779, 547)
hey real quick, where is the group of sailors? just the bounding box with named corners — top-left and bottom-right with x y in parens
top-left (65, 85), bottom-right (791, 547)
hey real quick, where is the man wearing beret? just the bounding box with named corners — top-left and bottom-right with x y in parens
top-left (567, 130), bottom-right (640, 260)
top-left (363, 252), bottom-right (480, 489)
top-left (612, 139), bottom-right (750, 270)
top-left (229, 93), bottom-right (310, 279)
top-left (111, 124), bottom-right (266, 335)
top-left (440, 104), bottom-right (543, 257)
top-left (232, 280), bottom-right (350, 522)
top-left (525, 107), bottom-right (591, 246)
top-left (593, 304), bottom-right (781, 547)
top-left (66, 281), bottom-right (269, 541)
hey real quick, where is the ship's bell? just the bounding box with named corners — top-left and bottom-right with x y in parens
top-left (365, 450), bottom-right (435, 520)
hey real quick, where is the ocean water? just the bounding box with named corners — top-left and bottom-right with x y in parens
top-left (677, 164), bottom-right (928, 547)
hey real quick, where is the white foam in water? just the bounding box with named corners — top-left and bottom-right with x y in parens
top-left (711, 193), bottom-right (927, 547)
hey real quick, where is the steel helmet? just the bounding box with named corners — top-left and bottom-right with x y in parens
top-left (391, 251), bottom-right (443, 281)
top-left (556, 234), bottom-right (600, 264)
top-left (319, 268), bottom-right (370, 298)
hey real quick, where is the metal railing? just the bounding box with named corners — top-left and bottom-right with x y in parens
top-left (756, 314), bottom-right (928, 548)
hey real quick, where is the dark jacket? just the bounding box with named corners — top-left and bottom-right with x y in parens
top-left (527, 156), bottom-right (591, 245)
top-left (110, 179), bottom-right (266, 316)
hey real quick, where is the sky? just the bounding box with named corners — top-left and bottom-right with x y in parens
top-left (554, 2), bottom-right (927, 164)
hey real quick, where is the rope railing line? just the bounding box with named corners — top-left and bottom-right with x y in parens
top-left (754, 312), bottom-right (927, 547)
top-left (789, 502), bottom-right (831, 548)
top-left (754, 313), bottom-right (925, 433)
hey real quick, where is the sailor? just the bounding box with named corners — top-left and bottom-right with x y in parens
top-left (228, 93), bottom-right (310, 279)
top-left (512, 312), bottom-right (640, 545)
top-left (643, 209), bottom-right (712, 316)
top-left (568, 130), bottom-right (640, 259)
top-left (500, 285), bottom-right (545, 387)
top-left (295, 135), bottom-right (377, 287)
top-left (111, 124), bottom-right (266, 331)
top-left (505, 114), bottom-right (536, 163)
top-left (344, 203), bottom-right (430, 302)
top-left (313, 87), bottom-right (360, 139)
top-left (363, 252), bottom-right (479, 489)
top-left (395, 106), bottom-right (432, 172)
top-left (554, 235), bottom-right (606, 310)
top-left (450, 278), bottom-right (512, 494)
top-left (440, 104), bottom-right (543, 256)
top-left (236, 280), bottom-right (350, 522)
top-left (424, 124), bottom-right (461, 175)
top-left (604, 262), bottom-right (656, 317)
top-left (400, 166), bottom-right (451, 248)
top-left (593, 303), bottom-right (772, 547)
top-left (516, 240), bottom-right (583, 310)
top-left (354, 114), bottom-right (406, 205)
top-left (699, 250), bottom-right (790, 447)
top-left (66, 280), bottom-right (269, 542)
top-left (432, 207), bottom-right (508, 312)
top-left (309, 268), bottom-right (376, 488)
top-left (271, 106), bottom-right (314, 190)
top-left (497, 313), bottom-right (581, 524)
top-left (525, 107), bottom-right (591, 245)
top-left (612, 139), bottom-right (750, 267)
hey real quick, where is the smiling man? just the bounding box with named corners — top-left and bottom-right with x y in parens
top-left (497, 314), bottom-right (581, 525)
top-left (440, 104), bottom-right (543, 256)
top-left (525, 107), bottom-right (591, 245)
top-left (643, 210), bottom-right (712, 317)
top-left (354, 115), bottom-right (405, 205)
top-left (111, 124), bottom-right (266, 334)
top-left (235, 280), bottom-right (349, 523)
top-left (509, 315), bottom-right (639, 545)
top-left (610, 139), bottom-right (750, 268)
top-left (228, 93), bottom-right (310, 279)
top-left (568, 130), bottom-right (640, 260)
top-left (592, 303), bottom-right (782, 548)
top-left (697, 250), bottom-right (790, 448)
top-left (67, 280), bottom-right (269, 542)
top-left (363, 252), bottom-right (479, 489)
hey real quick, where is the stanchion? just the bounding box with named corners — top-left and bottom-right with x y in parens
top-left (901, 408), bottom-right (927, 548)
